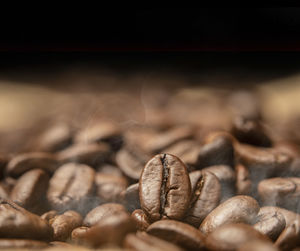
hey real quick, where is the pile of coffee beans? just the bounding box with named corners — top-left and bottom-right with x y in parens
top-left (2, 95), bottom-right (300, 251)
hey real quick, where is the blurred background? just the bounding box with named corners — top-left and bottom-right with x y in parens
top-left (0, 7), bottom-right (300, 153)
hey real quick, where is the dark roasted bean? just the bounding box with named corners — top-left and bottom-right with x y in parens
top-left (57, 143), bottom-right (110, 166)
top-left (131, 209), bottom-right (150, 231)
top-left (231, 116), bottom-right (272, 147)
top-left (253, 208), bottom-right (286, 241)
top-left (196, 132), bottom-right (235, 168)
top-left (47, 163), bottom-right (95, 213)
top-left (49, 210), bottom-right (82, 241)
top-left (200, 195), bottom-right (260, 234)
top-left (139, 154), bottom-right (191, 222)
top-left (10, 169), bottom-right (49, 214)
top-left (0, 199), bottom-right (53, 240)
top-left (84, 203), bottom-right (126, 227)
top-left (184, 170), bottom-right (221, 227)
top-left (147, 219), bottom-right (205, 251)
top-left (6, 152), bottom-right (58, 177)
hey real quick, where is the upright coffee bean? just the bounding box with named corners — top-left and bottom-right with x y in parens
top-left (139, 154), bottom-right (191, 222)
top-left (47, 163), bottom-right (95, 213)
top-left (200, 195), bottom-right (259, 234)
top-left (184, 170), bottom-right (221, 227)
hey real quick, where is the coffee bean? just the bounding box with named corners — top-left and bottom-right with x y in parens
top-left (202, 165), bottom-right (236, 201)
top-left (36, 123), bottom-right (73, 152)
top-left (47, 163), bottom-right (95, 213)
top-left (199, 195), bottom-right (259, 234)
top-left (139, 154), bottom-right (191, 222)
top-left (184, 171), bottom-right (221, 227)
top-left (235, 164), bottom-right (252, 195)
top-left (57, 143), bottom-right (110, 166)
top-left (0, 239), bottom-right (48, 249)
top-left (0, 199), bottom-right (53, 240)
top-left (205, 223), bottom-right (271, 251)
top-left (10, 169), bottom-right (49, 214)
top-left (6, 152), bottom-right (58, 177)
top-left (49, 210), bottom-right (82, 241)
top-left (124, 232), bottom-right (184, 251)
top-left (84, 203), bottom-right (126, 227)
top-left (196, 132), bottom-right (234, 168)
top-left (116, 147), bottom-right (150, 181)
top-left (79, 211), bottom-right (136, 247)
top-left (143, 126), bottom-right (194, 153)
top-left (275, 221), bottom-right (300, 251)
top-left (260, 206), bottom-right (300, 227)
top-left (75, 121), bottom-right (123, 151)
top-left (231, 116), bottom-right (272, 147)
top-left (258, 177), bottom-right (300, 212)
top-left (253, 208), bottom-right (286, 241)
top-left (122, 183), bottom-right (140, 212)
top-left (238, 240), bottom-right (280, 251)
top-left (131, 209), bottom-right (150, 231)
top-left (71, 226), bottom-right (90, 244)
top-left (41, 210), bottom-right (58, 223)
top-left (147, 219), bottom-right (205, 251)
top-left (95, 173), bottom-right (128, 203)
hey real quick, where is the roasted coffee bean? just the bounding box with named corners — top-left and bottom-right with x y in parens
top-left (95, 173), bottom-right (128, 203)
top-left (71, 226), bottom-right (90, 244)
top-left (41, 210), bottom-right (58, 223)
top-left (200, 195), bottom-right (259, 234)
top-left (260, 206), bottom-right (300, 227)
top-left (235, 164), bottom-right (251, 195)
top-left (238, 240), bottom-right (280, 251)
top-left (124, 232), bottom-right (184, 251)
top-left (122, 183), bottom-right (140, 212)
top-left (47, 163), bottom-right (95, 213)
top-left (6, 152), bottom-right (58, 177)
top-left (49, 210), bottom-right (82, 241)
top-left (116, 147), bottom-right (150, 181)
top-left (80, 211), bottom-right (136, 247)
top-left (36, 123), bottom-right (73, 152)
top-left (0, 239), bottom-right (48, 249)
top-left (163, 140), bottom-right (202, 168)
top-left (139, 154), bottom-right (191, 222)
top-left (143, 126), bottom-right (194, 153)
top-left (196, 132), bottom-right (234, 168)
top-left (253, 208), bottom-right (286, 241)
top-left (0, 199), bottom-right (53, 240)
top-left (205, 223), bottom-right (271, 251)
top-left (184, 171), bottom-right (221, 227)
top-left (202, 165), bottom-right (236, 201)
top-left (275, 221), bottom-right (300, 251)
top-left (131, 209), bottom-right (150, 231)
top-left (258, 177), bottom-right (300, 211)
top-left (57, 143), bottom-right (110, 166)
top-left (75, 121), bottom-right (123, 151)
top-left (84, 203), bottom-right (126, 227)
top-left (147, 219), bottom-right (205, 251)
top-left (231, 116), bottom-right (272, 147)
top-left (10, 168), bottom-right (49, 213)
